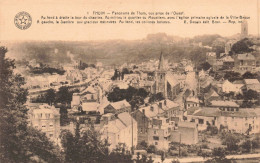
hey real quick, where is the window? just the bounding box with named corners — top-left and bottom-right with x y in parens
top-left (46, 114), bottom-right (50, 119)
top-left (198, 119), bottom-right (204, 124)
top-left (155, 142), bottom-right (158, 145)
top-left (153, 136), bottom-right (159, 140)
top-left (49, 134), bottom-right (53, 137)
top-left (42, 125), bottom-right (46, 128)
top-left (49, 124), bottom-right (54, 128)
top-left (154, 130), bottom-right (157, 134)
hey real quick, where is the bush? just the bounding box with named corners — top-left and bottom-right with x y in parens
top-left (201, 143), bottom-right (209, 149)
top-left (181, 148), bottom-right (188, 157)
top-left (207, 125), bottom-right (218, 135)
top-left (147, 145), bottom-right (156, 154)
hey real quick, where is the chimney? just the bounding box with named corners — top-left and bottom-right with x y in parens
top-left (150, 106), bottom-right (154, 111)
top-left (164, 100), bottom-right (167, 106)
top-left (142, 109), bottom-right (145, 116)
top-left (159, 102), bottom-right (162, 108)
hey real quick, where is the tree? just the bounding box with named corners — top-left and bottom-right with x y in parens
top-left (221, 132), bottom-right (240, 152)
top-left (56, 86), bottom-right (73, 104)
top-left (242, 71), bottom-right (257, 79)
top-left (223, 71), bottom-right (241, 82)
top-left (199, 62), bottom-right (211, 71)
top-left (205, 147), bottom-right (231, 163)
top-left (147, 145), bottom-right (156, 153)
top-left (148, 93), bottom-right (165, 103)
top-left (61, 122), bottom-right (133, 163)
top-left (231, 38), bottom-right (254, 54)
top-left (107, 86), bottom-right (149, 109)
top-left (45, 88), bottom-right (56, 105)
top-left (0, 46), bottom-right (62, 162)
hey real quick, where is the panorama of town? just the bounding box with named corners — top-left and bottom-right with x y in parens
top-left (1, 20), bottom-right (260, 163)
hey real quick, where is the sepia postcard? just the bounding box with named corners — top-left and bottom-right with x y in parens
top-left (0, 0), bottom-right (260, 162)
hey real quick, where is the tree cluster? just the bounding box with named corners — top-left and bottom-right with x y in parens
top-left (0, 47), bottom-right (63, 162)
top-left (107, 86), bottom-right (149, 109)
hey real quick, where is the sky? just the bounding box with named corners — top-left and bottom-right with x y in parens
top-left (0, 0), bottom-right (259, 41)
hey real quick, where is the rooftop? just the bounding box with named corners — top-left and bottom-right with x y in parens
top-left (210, 100), bottom-right (239, 108)
top-left (244, 79), bottom-right (260, 85)
top-left (110, 100), bottom-right (131, 110)
top-left (237, 53), bottom-right (255, 60)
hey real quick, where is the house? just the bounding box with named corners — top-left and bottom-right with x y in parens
top-left (222, 56), bottom-right (235, 69)
top-left (185, 107), bottom-right (221, 130)
top-left (185, 106), bottom-right (260, 135)
top-left (71, 85), bottom-right (103, 108)
top-left (28, 103), bottom-right (60, 144)
top-left (244, 79), bottom-right (260, 92)
top-left (185, 65), bottom-right (194, 72)
top-left (104, 100), bottom-right (131, 114)
top-left (100, 112), bottom-right (138, 150)
top-left (212, 60), bottom-right (223, 71)
top-left (170, 121), bottom-right (198, 145)
top-left (156, 99), bottom-right (180, 118)
top-left (133, 103), bottom-right (165, 144)
top-left (222, 80), bottom-right (242, 94)
top-left (81, 102), bottom-right (103, 114)
top-left (206, 52), bottom-right (217, 66)
top-left (209, 100), bottom-right (240, 111)
top-left (204, 87), bottom-right (221, 106)
top-left (138, 80), bottom-right (155, 93)
top-left (147, 116), bottom-right (172, 150)
top-left (232, 80), bottom-right (245, 93)
top-left (185, 96), bottom-right (200, 110)
top-left (234, 53), bottom-right (256, 73)
top-left (218, 109), bottom-right (259, 134)
top-left (173, 74), bottom-right (186, 89)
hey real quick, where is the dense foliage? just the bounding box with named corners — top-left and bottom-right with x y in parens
top-left (107, 86), bottom-right (149, 109)
top-left (0, 46), bottom-right (63, 162)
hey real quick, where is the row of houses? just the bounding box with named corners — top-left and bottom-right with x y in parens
top-left (206, 52), bottom-right (258, 73)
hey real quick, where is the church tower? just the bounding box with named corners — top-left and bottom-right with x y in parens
top-left (241, 20), bottom-right (248, 39)
top-left (155, 52), bottom-right (167, 98)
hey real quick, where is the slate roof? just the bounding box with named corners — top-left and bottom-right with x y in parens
top-left (82, 102), bottom-right (100, 112)
top-left (109, 100), bottom-right (131, 110)
top-left (244, 79), bottom-right (260, 85)
top-left (237, 53), bottom-right (255, 60)
top-left (139, 104), bottom-right (164, 118)
top-left (193, 107), bottom-right (221, 117)
top-left (210, 100), bottom-right (239, 108)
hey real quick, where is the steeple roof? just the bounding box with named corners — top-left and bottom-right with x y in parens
top-left (158, 52), bottom-right (165, 70)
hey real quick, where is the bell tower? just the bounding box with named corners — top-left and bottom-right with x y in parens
top-left (241, 20), bottom-right (248, 39)
top-left (155, 52), bottom-right (167, 98)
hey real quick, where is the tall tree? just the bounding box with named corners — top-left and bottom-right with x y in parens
top-left (45, 88), bottom-right (56, 105)
top-left (0, 46), bottom-right (62, 162)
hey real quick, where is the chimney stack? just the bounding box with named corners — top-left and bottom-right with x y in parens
top-left (150, 106), bottom-right (154, 111)
top-left (159, 102), bottom-right (162, 109)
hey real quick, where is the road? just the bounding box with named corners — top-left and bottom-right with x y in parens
top-left (150, 153), bottom-right (260, 163)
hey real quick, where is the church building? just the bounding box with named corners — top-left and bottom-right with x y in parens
top-left (154, 53), bottom-right (181, 100)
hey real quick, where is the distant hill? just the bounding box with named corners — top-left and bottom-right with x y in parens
top-left (2, 33), bottom-right (227, 67)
